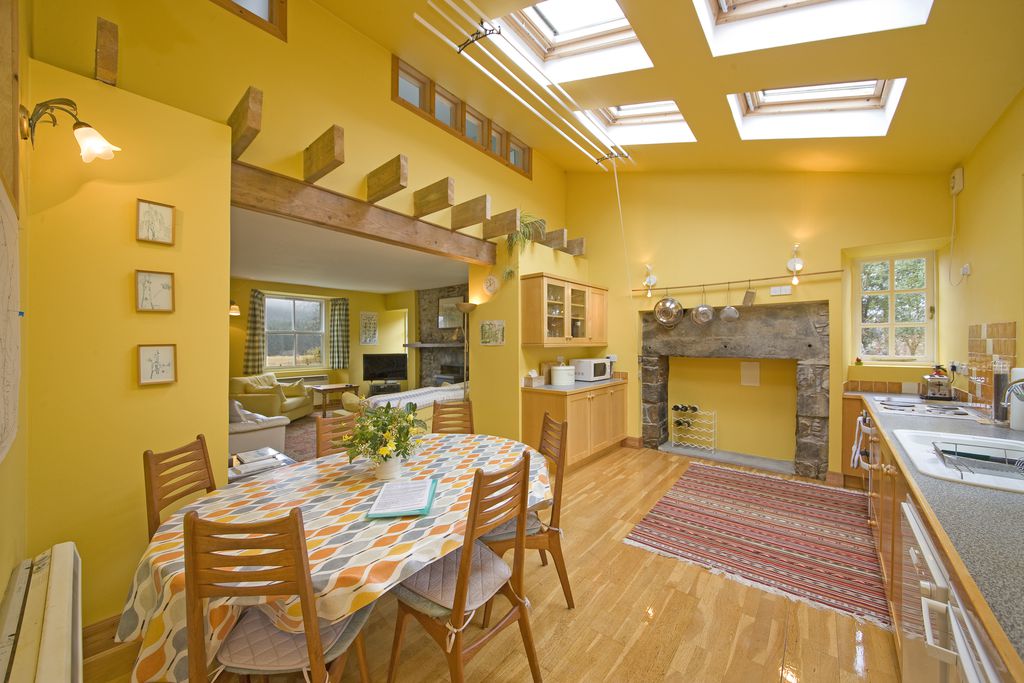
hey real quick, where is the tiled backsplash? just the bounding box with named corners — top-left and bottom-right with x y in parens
top-left (961, 322), bottom-right (1017, 405)
top-left (844, 380), bottom-right (917, 394)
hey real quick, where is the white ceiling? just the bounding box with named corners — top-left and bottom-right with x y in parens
top-left (230, 207), bottom-right (469, 293)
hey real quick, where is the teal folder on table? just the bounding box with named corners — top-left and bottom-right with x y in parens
top-left (365, 478), bottom-right (437, 519)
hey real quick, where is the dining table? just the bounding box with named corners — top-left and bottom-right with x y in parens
top-left (116, 432), bottom-right (552, 683)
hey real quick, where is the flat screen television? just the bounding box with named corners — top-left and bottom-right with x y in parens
top-left (363, 353), bottom-right (408, 381)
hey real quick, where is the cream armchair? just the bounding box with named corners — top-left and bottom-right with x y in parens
top-left (228, 373), bottom-right (314, 422)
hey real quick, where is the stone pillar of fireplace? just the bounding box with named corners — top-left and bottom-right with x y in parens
top-left (641, 355), bottom-right (669, 447)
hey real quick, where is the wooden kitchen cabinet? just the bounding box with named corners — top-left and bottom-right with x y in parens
top-left (522, 379), bottom-right (627, 468)
top-left (521, 273), bottom-right (609, 347)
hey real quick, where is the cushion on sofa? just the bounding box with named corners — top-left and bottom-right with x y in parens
top-left (246, 383), bottom-right (287, 403)
top-left (282, 395), bottom-right (311, 413)
top-left (341, 391), bottom-right (366, 413)
top-left (229, 400), bottom-right (245, 424)
top-left (282, 379), bottom-right (306, 397)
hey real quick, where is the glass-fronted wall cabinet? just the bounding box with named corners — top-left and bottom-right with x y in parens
top-left (522, 274), bottom-right (608, 347)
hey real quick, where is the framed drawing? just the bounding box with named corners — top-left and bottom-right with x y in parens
top-left (438, 296), bottom-right (463, 329)
top-left (137, 199), bottom-right (175, 245)
top-left (360, 311), bottom-right (378, 345)
top-left (480, 320), bottom-right (505, 346)
top-left (138, 344), bottom-right (177, 385)
top-left (135, 270), bottom-right (175, 312)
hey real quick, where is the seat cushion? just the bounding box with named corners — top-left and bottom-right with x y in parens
top-left (479, 512), bottom-right (544, 544)
top-left (282, 395), bottom-right (312, 412)
top-left (216, 607), bottom-right (349, 674)
top-left (394, 541), bottom-right (511, 616)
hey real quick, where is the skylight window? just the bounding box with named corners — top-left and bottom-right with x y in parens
top-left (505, 0), bottom-right (638, 61)
top-left (576, 100), bottom-right (695, 146)
top-left (743, 80), bottom-right (892, 115)
top-left (727, 78), bottom-right (907, 140)
top-left (691, 0), bottom-right (934, 57)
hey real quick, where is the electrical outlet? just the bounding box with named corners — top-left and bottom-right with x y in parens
top-left (606, 354), bottom-right (618, 362)
top-left (960, 263), bottom-right (972, 277)
top-left (770, 285), bottom-right (792, 296)
top-left (950, 166), bottom-right (965, 196)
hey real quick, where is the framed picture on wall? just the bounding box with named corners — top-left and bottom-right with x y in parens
top-left (135, 270), bottom-right (175, 312)
top-left (136, 199), bottom-right (175, 245)
top-left (438, 296), bottom-right (463, 329)
top-left (360, 311), bottom-right (378, 345)
top-left (138, 344), bottom-right (177, 385)
top-left (480, 320), bottom-right (505, 346)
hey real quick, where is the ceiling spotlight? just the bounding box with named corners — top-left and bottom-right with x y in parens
top-left (642, 264), bottom-right (657, 298)
top-left (19, 98), bottom-right (121, 163)
top-left (787, 243), bottom-right (804, 286)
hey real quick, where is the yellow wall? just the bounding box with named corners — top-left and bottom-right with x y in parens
top-left (566, 170), bottom-right (948, 472)
top-left (28, 0), bottom-right (566, 237)
top-left (668, 358), bottom-right (797, 461)
top-left (939, 90), bottom-right (1024, 373)
top-left (24, 60), bottom-right (230, 623)
top-left (229, 278), bottom-right (412, 394)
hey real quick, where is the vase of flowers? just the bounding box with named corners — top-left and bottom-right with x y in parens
top-left (343, 402), bottom-right (428, 480)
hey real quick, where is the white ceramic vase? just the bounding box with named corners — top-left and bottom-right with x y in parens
top-left (375, 458), bottom-right (402, 480)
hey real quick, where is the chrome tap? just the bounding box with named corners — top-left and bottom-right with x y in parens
top-left (1002, 378), bottom-right (1024, 407)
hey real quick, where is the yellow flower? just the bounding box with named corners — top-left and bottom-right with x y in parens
top-left (387, 441), bottom-right (397, 451)
top-left (407, 413), bottom-right (415, 422)
top-left (378, 445), bottom-right (391, 456)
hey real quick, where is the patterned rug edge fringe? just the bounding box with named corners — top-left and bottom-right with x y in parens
top-left (621, 536), bottom-right (893, 632)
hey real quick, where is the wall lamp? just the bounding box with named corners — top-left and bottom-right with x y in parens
top-left (19, 98), bottom-right (121, 163)
top-left (228, 300), bottom-right (241, 317)
top-left (787, 243), bottom-right (804, 285)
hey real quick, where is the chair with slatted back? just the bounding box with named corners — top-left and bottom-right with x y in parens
top-left (183, 507), bottom-right (372, 683)
top-left (387, 456), bottom-right (541, 683)
top-left (431, 400), bottom-right (474, 434)
top-left (481, 414), bottom-right (573, 627)
top-left (143, 434), bottom-right (217, 539)
top-left (316, 413), bottom-right (357, 459)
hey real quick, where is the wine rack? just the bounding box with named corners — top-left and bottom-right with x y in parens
top-left (671, 404), bottom-right (716, 452)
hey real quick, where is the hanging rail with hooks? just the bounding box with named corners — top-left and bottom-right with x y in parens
top-left (631, 269), bottom-right (843, 295)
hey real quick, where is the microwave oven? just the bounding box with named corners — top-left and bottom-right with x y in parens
top-left (570, 358), bottom-right (612, 382)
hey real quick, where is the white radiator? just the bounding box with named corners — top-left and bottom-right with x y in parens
top-left (277, 374), bottom-right (328, 385)
top-left (0, 542), bottom-right (82, 683)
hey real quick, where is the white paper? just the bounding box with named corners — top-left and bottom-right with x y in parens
top-left (237, 447), bottom-right (280, 464)
top-left (368, 480), bottom-right (433, 515)
top-left (232, 458), bottom-right (283, 476)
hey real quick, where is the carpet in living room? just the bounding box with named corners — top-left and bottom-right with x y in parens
top-left (284, 414), bottom-right (317, 462)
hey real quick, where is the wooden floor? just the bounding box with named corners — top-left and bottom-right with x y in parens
top-left (348, 447), bottom-right (898, 682)
top-left (107, 447), bottom-right (901, 682)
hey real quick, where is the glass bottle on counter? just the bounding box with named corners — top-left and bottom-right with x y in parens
top-left (994, 359), bottom-right (1010, 423)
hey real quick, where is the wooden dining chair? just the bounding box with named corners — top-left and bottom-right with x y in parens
top-left (183, 507), bottom-right (372, 683)
top-left (480, 413), bottom-right (574, 627)
top-left (431, 400), bottom-right (474, 434)
top-left (387, 456), bottom-right (541, 683)
top-left (143, 434), bottom-right (217, 538)
top-left (316, 413), bottom-right (357, 458)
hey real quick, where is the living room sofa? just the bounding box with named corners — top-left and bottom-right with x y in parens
top-left (228, 372), bottom-right (314, 422)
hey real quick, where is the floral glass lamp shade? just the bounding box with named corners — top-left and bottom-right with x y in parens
top-left (72, 122), bottom-right (121, 163)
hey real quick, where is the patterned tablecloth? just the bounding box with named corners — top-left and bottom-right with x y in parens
top-left (116, 433), bottom-right (550, 683)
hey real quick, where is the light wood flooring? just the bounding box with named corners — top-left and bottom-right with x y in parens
top-left (104, 447), bottom-right (901, 682)
top-left (354, 447), bottom-right (898, 682)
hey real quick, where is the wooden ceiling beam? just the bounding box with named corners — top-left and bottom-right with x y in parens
top-left (231, 162), bottom-right (495, 266)
top-left (558, 237), bottom-right (586, 257)
top-left (94, 17), bottom-right (118, 86)
top-left (366, 154), bottom-right (407, 203)
top-left (450, 194), bottom-right (491, 231)
top-left (227, 86), bottom-right (262, 160)
top-left (482, 208), bottom-right (520, 241)
top-left (413, 177), bottom-right (455, 217)
top-left (303, 124), bottom-right (345, 183)
top-left (539, 228), bottom-right (567, 250)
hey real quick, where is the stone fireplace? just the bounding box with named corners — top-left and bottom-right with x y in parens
top-left (641, 302), bottom-right (830, 479)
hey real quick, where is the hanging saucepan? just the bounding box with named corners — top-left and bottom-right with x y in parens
top-left (720, 281), bottom-right (740, 322)
top-left (691, 286), bottom-right (714, 326)
top-left (654, 295), bottom-right (684, 328)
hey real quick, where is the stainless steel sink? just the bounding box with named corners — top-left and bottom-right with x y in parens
top-left (893, 430), bottom-right (1024, 493)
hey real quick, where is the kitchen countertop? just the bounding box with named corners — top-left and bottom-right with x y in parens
top-left (851, 392), bottom-right (1024, 658)
top-left (521, 377), bottom-right (626, 394)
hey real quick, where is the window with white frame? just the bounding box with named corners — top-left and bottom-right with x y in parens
top-left (854, 253), bottom-right (934, 363)
top-left (507, 0), bottom-right (637, 61)
top-left (265, 296), bottom-right (325, 368)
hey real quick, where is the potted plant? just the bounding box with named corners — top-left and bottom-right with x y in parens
top-left (343, 402), bottom-right (428, 480)
top-left (502, 212), bottom-right (547, 281)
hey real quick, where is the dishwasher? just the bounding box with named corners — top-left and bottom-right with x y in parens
top-left (900, 499), bottom-right (1004, 682)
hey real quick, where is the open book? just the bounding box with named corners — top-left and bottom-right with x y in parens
top-left (366, 479), bottom-right (438, 519)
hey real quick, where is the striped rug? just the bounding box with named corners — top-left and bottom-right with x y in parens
top-left (625, 463), bottom-right (891, 628)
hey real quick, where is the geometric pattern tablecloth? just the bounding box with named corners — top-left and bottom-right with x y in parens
top-left (116, 433), bottom-right (551, 682)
